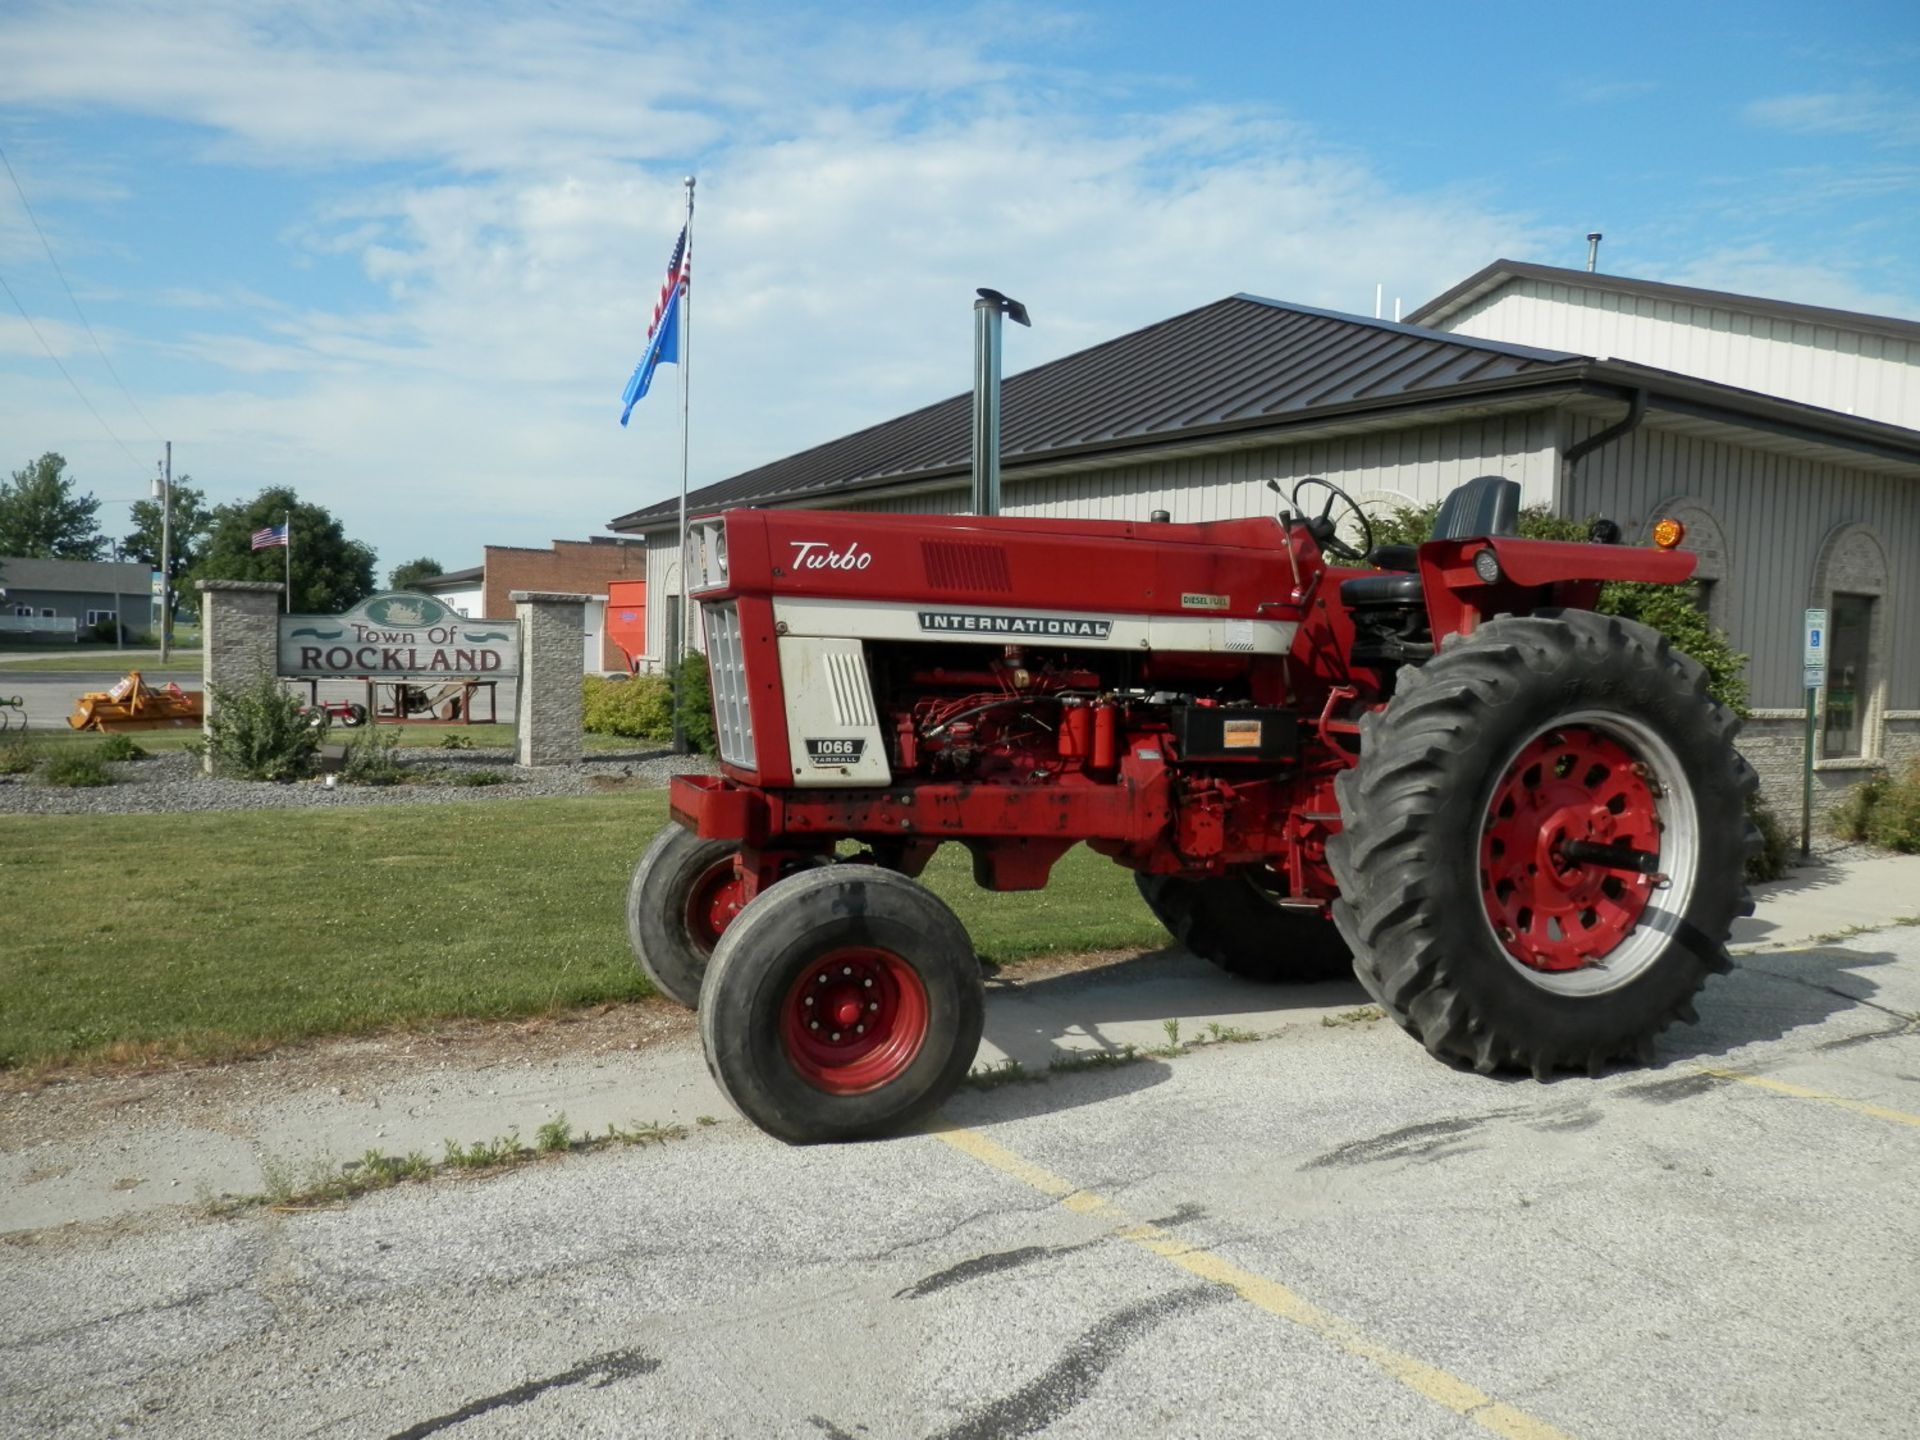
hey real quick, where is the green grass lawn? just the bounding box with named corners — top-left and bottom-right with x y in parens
top-left (0, 647), bottom-right (203, 671)
top-left (0, 793), bottom-right (1164, 1070)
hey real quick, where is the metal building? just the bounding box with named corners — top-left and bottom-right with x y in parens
top-left (609, 265), bottom-right (1920, 818)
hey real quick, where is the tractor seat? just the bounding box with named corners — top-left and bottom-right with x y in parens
top-left (1343, 475), bottom-right (1523, 606)
top-left (1341, 573), bottom-right (1423, 608)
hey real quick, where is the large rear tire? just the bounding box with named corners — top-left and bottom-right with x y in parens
top-left (1134, 871), bottom-right (1352, 982)
top-left (1327, 609), bottom-right (1755, 1077)
top-left (626, 824), bottom-right (750, 1009)
top-left (699, 865), bottom-right (985, 1144)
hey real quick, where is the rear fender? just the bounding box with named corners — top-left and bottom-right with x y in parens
top-left (1417, 536), bottom-right (1696, 640)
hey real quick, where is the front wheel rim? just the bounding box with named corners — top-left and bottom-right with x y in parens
top-left (1475, 710), bottom-right (1700, 997)
top-left (684, 857), bottom-right (750, 956)
top-left (779, 948), bottom-right (929, 1094)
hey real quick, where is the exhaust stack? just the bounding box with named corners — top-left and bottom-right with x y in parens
top-left (971, 288), bottom-right (1031, 516)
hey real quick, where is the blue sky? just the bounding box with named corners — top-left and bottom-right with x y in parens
top-left (2, 0), bottom-right (1915, 575)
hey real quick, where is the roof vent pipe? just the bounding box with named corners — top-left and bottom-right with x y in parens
top-left (971, 288), bottom-right (1031, 517)
top-left (1586, 232), bottom-right (1603, 272)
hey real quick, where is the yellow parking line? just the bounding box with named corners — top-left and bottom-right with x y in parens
top-left (933, 1124), bottom-right (1574, 1440)
top-left (1699, 1069), bottom-right (1920, 1129)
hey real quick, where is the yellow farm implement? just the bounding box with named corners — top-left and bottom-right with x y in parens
top-left (68, 671), bottom-right (204, 732)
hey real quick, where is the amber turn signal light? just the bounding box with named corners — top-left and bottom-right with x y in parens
top-left (1651, 517), bottom-right (1687, 549)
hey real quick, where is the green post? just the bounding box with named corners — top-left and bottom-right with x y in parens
top-left (1801, 684), bottom-right (1816, 861)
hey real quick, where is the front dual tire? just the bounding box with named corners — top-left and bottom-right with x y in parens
top-left (698, 865), bottom-right (986, 1144)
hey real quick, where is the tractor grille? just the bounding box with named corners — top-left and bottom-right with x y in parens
top-left (702, 600), bottom-right (756, 769)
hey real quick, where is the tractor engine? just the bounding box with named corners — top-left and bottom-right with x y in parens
top-left (674, 505), bottom-right (1334, 895)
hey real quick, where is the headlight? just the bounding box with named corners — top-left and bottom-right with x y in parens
top-left (1472, 547), bottom-right (1502, 584)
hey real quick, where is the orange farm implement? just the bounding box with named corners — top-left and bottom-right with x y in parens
top-left (68, 671), bottom-right (204, 732)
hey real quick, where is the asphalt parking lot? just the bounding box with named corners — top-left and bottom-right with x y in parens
top-left (4, 910), bottom-right (1917, 1439)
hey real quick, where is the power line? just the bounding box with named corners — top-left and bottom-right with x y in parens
top-left (0, 267), bottom-right (146, 468)
top-left (0, 144), bottom-right (164, 443)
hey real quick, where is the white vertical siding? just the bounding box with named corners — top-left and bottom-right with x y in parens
top-left (1441, 279), bottom-right (1920, 429)
top-left (1564, 417), bottom-right (1920, 708)
top-left (1004, 414), bottom-right (1560, 522)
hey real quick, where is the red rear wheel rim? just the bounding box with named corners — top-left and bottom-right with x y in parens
top-left (779, 948), bottom-right (929, 1095)
top-left (1480, 725), bottom-right (1661, 973)
top-left (684, 858), bottom-right (749, 956)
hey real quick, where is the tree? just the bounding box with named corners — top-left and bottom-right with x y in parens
top-left (191, 487), bottom-right (377, 614)
top-left (122, 479), bottom-right (214, 629)
top-left (0, 452), bottom-right (107, 560)
top-left (388, 557), bottom-right (444, 592)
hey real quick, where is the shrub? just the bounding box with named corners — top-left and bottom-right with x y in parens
top-left (448, 768), bottom-right (507, 787)
top-left (341, 725), bottom-right (406, 785)
top-left (1830, 774), bottom-right (1886, 843)
top-left (1832, 765), bottom-right (1920, 853)
top-left (205, 678), bottom-right (320, 781)
top-left (0, 739), bottom-right (36, 776)
top-left (675, 652), bottom-right (716, 756)
top-left (95, 733), bottom-right (147, 762)
top-left (582, 673), bottom-right (674, 741)
top-left (43, 750), bottom-right (112, 788)
top-left (1746, 796), bottom-right (1792, 883)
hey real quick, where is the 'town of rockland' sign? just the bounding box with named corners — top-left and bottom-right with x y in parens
top-left (277, 593), bottom-right (520, 679)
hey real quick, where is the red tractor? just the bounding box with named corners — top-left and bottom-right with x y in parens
top-left (631, 475), bottom-right (1753, 1143)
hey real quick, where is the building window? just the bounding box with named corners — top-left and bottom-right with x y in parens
top-left (1690, 578), bottom-right (1716, 617)
top-left (12, 606), bottom-right (30, 618)
top-left (1822, 593), bottom-right (1874, 759)
top-left (86, 609), bottom-right (118, 626)
top-left (40, 608), bottom-right (54, 618)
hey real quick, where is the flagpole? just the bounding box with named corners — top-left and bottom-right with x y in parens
top-left (284, 509), bottom-right (293, 613)
top-left (673, 173), bottom-right (695, 752)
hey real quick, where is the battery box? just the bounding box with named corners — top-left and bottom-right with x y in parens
top-left (1168, 707), bottom-right (1298, 762)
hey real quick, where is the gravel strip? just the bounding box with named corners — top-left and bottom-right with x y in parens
top-left (0, 746), bottom-right (717, 816)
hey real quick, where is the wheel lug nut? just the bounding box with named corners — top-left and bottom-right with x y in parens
top-left (816, 975), bottom-right (827, 985)
top-left (809, 1020), bottom-right (820, 1030)
top-left (855, 1025), bottom-right (865, 1035)
top-left (862, 978), bottom-right (873, 988)
top-left (842, 966), bottom-right (852, 976)
top-left (868, 1002), bottom-right (878, 1011)
top-left (830, 1033), bottom-right (841, 1041)
top-left (804, 996), bottom-right (813, 1006)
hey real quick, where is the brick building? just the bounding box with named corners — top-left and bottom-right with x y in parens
top-left (412, 538), bottom-right (645, 673)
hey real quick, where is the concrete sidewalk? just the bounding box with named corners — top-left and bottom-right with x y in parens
top-left (4, 848), bottom-right (1917, 1235)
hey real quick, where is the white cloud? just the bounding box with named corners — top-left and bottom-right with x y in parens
top-left (0, 1), bottom-right (1550, 568)
top-left (1745, 89), bottom-right (1920, 147)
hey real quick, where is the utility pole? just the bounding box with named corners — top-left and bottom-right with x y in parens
top-left (157, 441), bottom-right (173, 664)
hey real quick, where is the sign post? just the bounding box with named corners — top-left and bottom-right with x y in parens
top-left (1801, 607), bottom-right (1827, 860)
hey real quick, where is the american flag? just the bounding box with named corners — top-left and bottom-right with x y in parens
top-left (649, 224), bottom-right (689, 341)
top-left (251, 524), bottom-right (289, 551)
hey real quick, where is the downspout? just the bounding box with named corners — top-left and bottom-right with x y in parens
top-left (1560, 386), bottom-right (1648, 505)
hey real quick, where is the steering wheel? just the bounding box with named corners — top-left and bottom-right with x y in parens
top-left (1290, 477), bottom-right (1374, 563)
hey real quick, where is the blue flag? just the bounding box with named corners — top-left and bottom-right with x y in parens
top-left (619, 280), bottom-right (682, 426)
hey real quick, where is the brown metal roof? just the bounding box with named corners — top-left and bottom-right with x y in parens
top-left (608, 295), bottom-right (1585, 530)
top-left (1408, 259), bottom-right (1920, 344)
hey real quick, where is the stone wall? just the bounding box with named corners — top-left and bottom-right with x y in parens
top-left (196, 579), bottom-right (284, 775)
top-left (513, 591), bottom-right (587, 767)
top-left (1738, 709), bottom-right (1892, 833)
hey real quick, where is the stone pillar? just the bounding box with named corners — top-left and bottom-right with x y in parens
top-left (513, 591), bottom-right (588, 767)
top-left (197, 579), bottom-right (285, 774)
